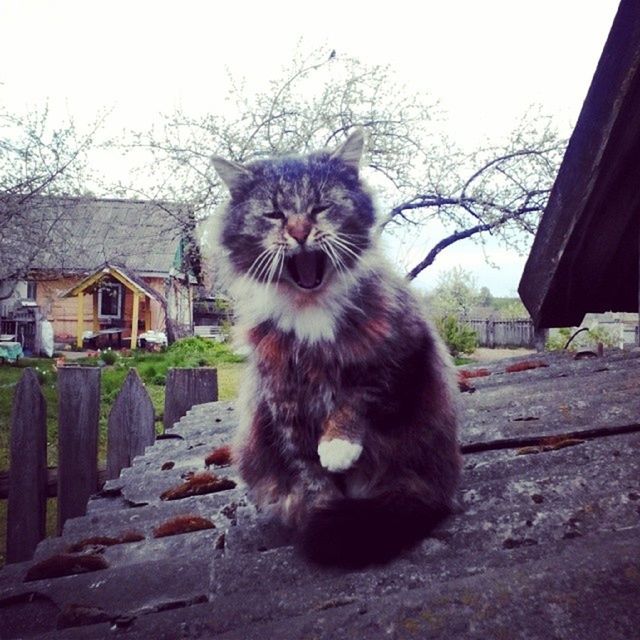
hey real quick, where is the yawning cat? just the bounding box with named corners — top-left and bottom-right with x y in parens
top-left (208, 129), bottom-right (461, 567)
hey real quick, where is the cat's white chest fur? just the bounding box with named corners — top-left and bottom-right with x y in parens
top-left (275, 303), bottom-right (336, 343)
top-left (233, 278), bottom-right (345, 344)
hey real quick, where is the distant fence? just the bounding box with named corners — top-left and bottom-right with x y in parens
top-left (463, 317), bottom-right (538, 349)
top-left (2, 365), bottom-right (218, 564)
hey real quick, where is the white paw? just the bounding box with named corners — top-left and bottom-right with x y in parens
top-left (318, 438), bottom-right (363, 473)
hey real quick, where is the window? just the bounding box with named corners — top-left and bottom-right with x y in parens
top-left (26, 281), bottom-right (37, 300)
top-left (98, 283), bottom-right (122, 319)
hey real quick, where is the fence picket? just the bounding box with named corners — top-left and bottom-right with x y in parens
top-left (57, 366), bottom-right (100, 534)
top-left (6, 369), bottom-right (47, 563)
top-left (163, 367), bottom-right (218, 431)
top-left (463, 318), bottom-right (537, 349)
top-left (106, 369), bottom-right (155, 480)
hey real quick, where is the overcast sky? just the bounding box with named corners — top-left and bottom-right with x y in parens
top-left (0, 0), bottom-right (621, 295)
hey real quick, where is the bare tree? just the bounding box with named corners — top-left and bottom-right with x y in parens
top-left (122, 49), bottom-right (566, 281)
top-left (0, 106), bottom-right (102, 299)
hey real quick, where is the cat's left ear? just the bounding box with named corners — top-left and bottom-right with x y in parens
top-left (332, 128), bottom-right (366, 171)
top-left (211, 156), bottom-right (252, 195)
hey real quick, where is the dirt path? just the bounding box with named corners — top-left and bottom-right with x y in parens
top-left (468, 347), bottom-right (536, 362)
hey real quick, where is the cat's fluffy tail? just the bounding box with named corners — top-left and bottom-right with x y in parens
top-left (299, 493), bottom-right (450, 569)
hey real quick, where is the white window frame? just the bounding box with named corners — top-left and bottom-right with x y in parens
top-left (98, 282), bottom-right (123, 319)
top-left (26, 280), bottom-right (37, 300)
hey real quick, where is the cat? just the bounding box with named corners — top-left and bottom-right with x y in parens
top-left (208, 129), bottom-right (461, 568)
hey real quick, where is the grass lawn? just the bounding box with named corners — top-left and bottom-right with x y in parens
top-left (0, 337), bottom-right (245, 566)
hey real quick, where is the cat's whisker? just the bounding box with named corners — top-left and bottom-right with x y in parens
top-left (319, 240), bottom-right (348, 281)
top-left (326, 235), bottom-right (361, 263)
top-left (276, 247), bottom-right (286, 283)
top-left (247, 247), bottom-right (275, 281)
top-left (334, 231), bottom-right (367, 245)
top-left (269, 249), bottom-right (282, 287)
top-left (253, 248), bottom-right (279, 284)
top-left (266, 246), bottom-right (285, 287)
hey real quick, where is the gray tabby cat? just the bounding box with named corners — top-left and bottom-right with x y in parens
top-left (208, 129), bottom-right (460, 567)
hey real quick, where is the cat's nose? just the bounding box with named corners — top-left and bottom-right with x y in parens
top-left (286, 215), bottom-right (312, 245)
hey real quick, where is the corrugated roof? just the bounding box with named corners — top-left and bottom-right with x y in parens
top-left (21, 197), bottom-right (191, 276)
top-left (0, 351), bottom-right (639, 638)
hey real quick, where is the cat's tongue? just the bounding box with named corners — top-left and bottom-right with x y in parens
top-left (287, 250), bottom-right (325, 289)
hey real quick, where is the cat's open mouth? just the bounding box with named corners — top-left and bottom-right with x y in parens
top-left (285, 250), bottom-right (327, 290)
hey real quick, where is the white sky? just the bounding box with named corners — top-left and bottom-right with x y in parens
top-left (0, 0), bottom-right (621, 295)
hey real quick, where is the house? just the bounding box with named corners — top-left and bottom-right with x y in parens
top-left (0, 196), bottom-right (199, 352)
top-left (519, 0), bottom-right (640, 329)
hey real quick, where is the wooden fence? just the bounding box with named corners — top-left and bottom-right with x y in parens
top-left (462, 317), bottom-right (542, 349)
top-left (2, 365), bottom-right (218, 564)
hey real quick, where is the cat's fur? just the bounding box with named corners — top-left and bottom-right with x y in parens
top-left (208, 130), bottom-right (461, 568)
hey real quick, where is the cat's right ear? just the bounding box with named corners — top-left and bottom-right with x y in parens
top-left (211, 156), bottom-right (252, 195)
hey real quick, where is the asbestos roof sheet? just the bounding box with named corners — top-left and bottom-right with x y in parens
top-left (1, 350), bottom-right (639, 639)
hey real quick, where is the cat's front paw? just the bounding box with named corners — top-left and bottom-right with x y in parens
top-left (318, 438), bottom-right (363, 473)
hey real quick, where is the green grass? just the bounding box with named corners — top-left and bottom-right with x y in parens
top-left (0, 338), bottom-right (245, 566)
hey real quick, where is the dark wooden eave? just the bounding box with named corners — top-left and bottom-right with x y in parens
top-left (519, 0), bottom-right (640, 328)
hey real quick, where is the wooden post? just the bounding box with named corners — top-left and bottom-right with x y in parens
top-left (144, 297), bottom-right (152, 332)
top-left (534, 327), bottom-right (549, 352)
top-left (131, 291), bottom-right (140, 349)
top-left (6, 369), bottom-right (47, 563)
top-left (76, 293), bottom-right (85, 348)
top-left (106, 369), bottom-right (155, 480)
top-left (57, 366), bottom-right (100, 534)
top-left (92, 292), bottom-right (99, 333)
top-left (164, 368), bottom-right (218, 431)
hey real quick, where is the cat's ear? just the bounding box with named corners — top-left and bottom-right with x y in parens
top-left (211, 156), bottom-right (252, 195)
top-left (332, 128), bottom-right (366, 171)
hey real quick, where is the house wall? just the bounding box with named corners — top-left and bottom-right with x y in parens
top-left (35, 275), bottom-right (171, 343)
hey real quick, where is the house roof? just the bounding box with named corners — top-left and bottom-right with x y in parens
top-left (1, 350), bottom-right (639, 638)
top-left (60, 263), bottom-right (165, 304)
top-left (519, 0), bottom-right (640, 328)
top-left (22, 197), bottom-right (192, 277)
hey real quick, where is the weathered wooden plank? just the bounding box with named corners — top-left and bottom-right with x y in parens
top-left (519, 0), bottom-right (640, 326)
top-left (106, 368), bottom-right (155, 480)
top-left (6, 368), bottom-right (47, 563)
top-left (163, 368), bottom-right (218, 431)
top-left (0, 467), bottom-right (108, 499)
top-left (57, 366), bottom-right (101, 534)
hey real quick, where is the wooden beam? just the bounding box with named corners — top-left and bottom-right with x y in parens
top-left (92, 291), bottom-right (99, 333)
top-left (0, 466), bottom-right (109, 499)
top-left (108, 268), bottom-right (146, 297)
top-left (144, 298), bottom-right (152, 332)
top-left (76, 293), bottom-right (84, 348)
top-left (64, 269), bottom-right (107, 297)
top-left (519, 0), bottom-right (640, 326)
top-left (131, 291), bottom-right (140, 349)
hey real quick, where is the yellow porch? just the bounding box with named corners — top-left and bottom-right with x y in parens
top-left (61, 264), bottom-right (162, 349)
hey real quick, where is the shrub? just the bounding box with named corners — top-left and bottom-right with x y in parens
top-left (101, 349), bottom-right (118, 366)
top-left (546, 325), bottom-right (618, 351)
top-left (436, 315), bottom-right (477, 357)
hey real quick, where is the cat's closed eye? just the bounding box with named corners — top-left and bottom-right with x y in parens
top-left (264, 210), bottom-right (285, 220)
top-left (311, 204), bottom-right (331, 216)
